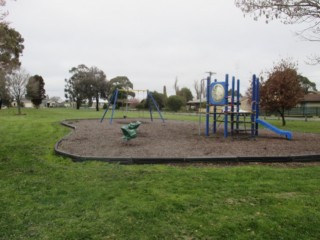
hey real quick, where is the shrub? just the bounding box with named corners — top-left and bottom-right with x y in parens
top-left (166, 95), bottom-right (184, 112)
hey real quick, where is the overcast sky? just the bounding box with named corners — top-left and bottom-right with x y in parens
top-left (5, 0), bottom-right (320, 99)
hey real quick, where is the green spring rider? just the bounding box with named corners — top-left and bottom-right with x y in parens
top-left (121, 121), bottom-right (141, 141)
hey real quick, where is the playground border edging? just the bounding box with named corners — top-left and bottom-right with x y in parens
top-left (54, 119), bottom-right (320, 165)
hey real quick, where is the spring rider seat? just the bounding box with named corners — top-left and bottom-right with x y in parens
top-left (121, 121), bottom-right (141, 141)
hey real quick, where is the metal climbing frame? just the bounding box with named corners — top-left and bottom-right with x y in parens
top-left (205, 73), bottom-right (254, 138)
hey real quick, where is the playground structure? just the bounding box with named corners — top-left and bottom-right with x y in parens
top-left (100, 88), bottom-right (165, 124)
top-left (204, 74), bottom-right (292, 140)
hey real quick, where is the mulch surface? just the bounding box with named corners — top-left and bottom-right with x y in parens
top-left (56, 119), bottom-right (320, 161)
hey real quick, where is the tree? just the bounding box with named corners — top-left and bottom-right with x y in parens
top-left (0, 23), bottom-right (24, 71)
top-left (0, 0), bottom-right (8, 23)
top-left (260, 59), bottom-right (304, 126)
top-left (166, 95), bottom-right (184, 112)
top-left (108, 76), bottom-right (133, 93)
top-left (201, 80), bottom-right (206, 98)
top-left (152, 91), bottom-right (165, 109)
top-left (0, 20), bottom-right (24, 108)
top-left (64, 65), bottom-right (87, 109)
top-left (0, 24), bottom-right (23, 109)
top-left (65, 64), bottom-right (108, 110)
top-left (0, 23), bottom-right (24, 108)
top-left (0, 2), bottom-right (24, 109)
top-left (49, 96), bottom-right (62, 103)
top-left (7, 68), bottom-right (29, 114)
top-left (177, 87), bottom-right (193, 103)
top-left (173, 77), bottom-right (179, 95)
top-left (193, 80), bottom-right (201, 100)
top-left (107, 76), bottom-right (134, 107)
top-left (144, 91), bottom-right (166, 110)
top-left (298, 75), bottom-right (317, 93)
top-left (163, 85), bottom-right (167, 98)
top-left (235, 1), bottom-right (320, 39)
top-left (85, 66), bottom-right (108, 111)
top-left (245, 71), bottom-right (265, 102)
top-left (26, 75), bottom-right (46, 108)
top-left (0, 70), bottom-right (10, 108)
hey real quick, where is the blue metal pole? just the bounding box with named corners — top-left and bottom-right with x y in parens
top-left (224, 74), bottom-right (229, 138)
top-left (236, 79), bottom-right (240, 132)
top-left (147, 91), bottom-right (154, 122)
top-left (100, 102), bottom-right (110, 123)
top-left (213, 106), bottom-right (217, 133)
top-left (149, 91), bottom-right (165, 122)
top-left (251, 75), bottom-right (256, 137)
top-left (206, 76), bottom-right (211, 136)
top-left (101, 89), bottom-right (117, 123)
top-left (213, 79), bottom-right (217, 134)
top-left (231, 76), bottom-right (235, 135)
top-left (109, 88), bottom-right (119, 124)
top-left (255, 77), bottom-right (260, 136)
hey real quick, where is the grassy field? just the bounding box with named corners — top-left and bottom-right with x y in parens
top-left (1, 108), bottom-right (320, 239)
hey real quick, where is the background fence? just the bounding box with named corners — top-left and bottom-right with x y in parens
top-left (261, 107), bottom-right (320, 117)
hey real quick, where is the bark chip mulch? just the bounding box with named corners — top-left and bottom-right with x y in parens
top-left (56, 119), bottom-right (320, 160)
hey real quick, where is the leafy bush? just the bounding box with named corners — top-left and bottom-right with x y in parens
top-left (166, 95), bottom-right (184, 112)
top-left (136, 99), bottom-right (147, 110)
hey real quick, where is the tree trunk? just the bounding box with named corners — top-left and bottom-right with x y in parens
top-left (17, 99), bottom-right (22, 115)
top-left (88, 97), bottom-right (93, 107)
top-left (95, 96), bottom-right (99, 111)
top-left (0, 99), bottom-right (2, 109)
top-left (278, 109), bottom-right (286, 126)
top-left (76, 99), bottom-right (81, 110)
top-left (281, 114), bottom-right (286, 126)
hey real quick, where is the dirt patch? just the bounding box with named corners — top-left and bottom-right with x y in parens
top-left (56, 119), bottom-right (320, 159)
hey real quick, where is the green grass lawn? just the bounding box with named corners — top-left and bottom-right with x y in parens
top-left (1, 108), bottom-right (320, 239)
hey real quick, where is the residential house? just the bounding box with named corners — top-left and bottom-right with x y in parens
top-left (11, 98), bottom-right (33, 108)
top-left (297, 91), bottom-right (320, 108)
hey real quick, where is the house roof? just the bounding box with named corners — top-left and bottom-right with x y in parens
top-left (301, 92), bottom-right (320, 102)
top-left (187, 98), bottom-right (207, 104)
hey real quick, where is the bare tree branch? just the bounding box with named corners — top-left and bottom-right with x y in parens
top-left (235, 0), bottom-right (320, 41)
top-left (7, 67), bottom-right (29, 114)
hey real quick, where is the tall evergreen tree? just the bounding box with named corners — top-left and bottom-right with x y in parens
top-left (26, 75), bottom-right (46, 108)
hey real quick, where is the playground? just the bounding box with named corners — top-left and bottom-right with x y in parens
top-left (56, 118), bottom-right (320, 161)
top-left (56, 74), bottom-right (320, 163)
